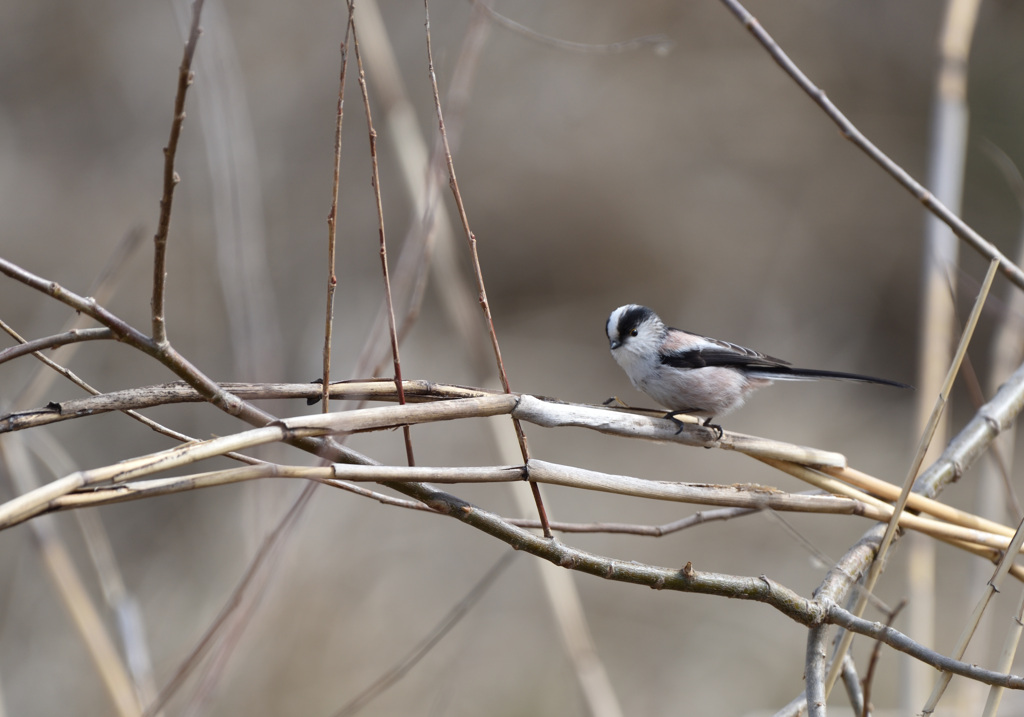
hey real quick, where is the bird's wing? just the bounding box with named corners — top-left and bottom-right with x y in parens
top-left (661, 329), bottom-right (791, 369)
top-left (660, 346), bottom-right (790, 370)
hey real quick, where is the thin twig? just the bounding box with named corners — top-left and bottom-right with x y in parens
top-left (862, 600), bottom-right (906, 717)
top-left (510, 506), bottom-right (758, 536)
top-left (354, 0), bottom-right (491, 379)
top-left (321, 10), bottom-right (353, 411)
top-left (422, 0), bottom-right (549, 535)
top-left (0, 327), bottom-right (113, 367)
top-left (151, 0), bottom-right (206, 345)
top-left (717, 0), bottom-right (1024, 290)
top-left (351, 5), bottom-right (415, 466)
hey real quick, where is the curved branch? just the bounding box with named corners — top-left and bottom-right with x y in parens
top-left (0, 328), bottom-right (114, 367)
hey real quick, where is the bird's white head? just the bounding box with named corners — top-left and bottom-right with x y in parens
top-left (606, 305), bottom-right (666, 370)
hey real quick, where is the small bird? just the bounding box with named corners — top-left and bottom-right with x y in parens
top-left (605, 304), bottom-right (909, 434)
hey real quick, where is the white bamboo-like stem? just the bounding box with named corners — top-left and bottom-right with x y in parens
top-left (911, 0), bottom-right (980, 708)
top-left (21, 453), bottom-right (1024, 575)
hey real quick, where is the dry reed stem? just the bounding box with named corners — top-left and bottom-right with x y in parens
top-left (824, 257), bottom-right (1000, 697)
top-left (981, 588), bottom-right (1024, 716)
top-left (923, 511), bottom-right (1024, 711)
top-left (13, 448), bottom-right (1024, 579)
top-left (911, 0), bottom-right (981, 707)
top-left (0, 436), bottom-right (141, 717)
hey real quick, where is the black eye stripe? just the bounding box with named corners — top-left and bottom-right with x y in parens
top-left (617, 306), bottom-right (653, 340)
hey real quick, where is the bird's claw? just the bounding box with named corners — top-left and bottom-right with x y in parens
top-left (701, 417), bottom-right (724, 441)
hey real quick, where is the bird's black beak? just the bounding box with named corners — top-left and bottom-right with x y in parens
top-left (609, 339), bottom-right (621, 350)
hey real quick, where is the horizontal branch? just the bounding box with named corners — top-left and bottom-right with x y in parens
top-left (47, 459), bottom-right (863, 518)
top-left (29, 453), bottom-right (1024, 573)
top-left (0, 396), bottom-right (515, 529)
top-left (513, 395), bottom-right (846, 467)
top-left (0, 380), bottom-right (488, 433)
top-left (527, 460), bottom-right (866, 514)
top-left (50, 463), bottom-right (525, 510)
top-left (5, 381), bottom-right (1020, 559)
top-left (1, 381), bottom-right (847, 469)
top-left (509, 506), bottom-right (759, 536)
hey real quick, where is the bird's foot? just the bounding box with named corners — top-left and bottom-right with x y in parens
top-left (702, 417), bottom-right (724, 441)
top-left (664, 410), bottom-right (701, 436)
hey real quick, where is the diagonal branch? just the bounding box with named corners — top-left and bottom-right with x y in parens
top-left (422, 0), bottom-right (551, 534)
top-left (321, 6), bottom-right (353, 411)
top-left (350, 5), bottom-right (415, 466)
top-left (717, 0), bottom-right (1024, 291)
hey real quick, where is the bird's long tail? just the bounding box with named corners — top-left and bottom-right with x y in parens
top-left (750, 366), bottom-right (912, 389)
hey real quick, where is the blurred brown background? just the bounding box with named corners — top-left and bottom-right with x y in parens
top-left (2, 0), bottom-right (1024, 714)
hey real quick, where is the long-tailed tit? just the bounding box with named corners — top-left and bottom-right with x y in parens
top-left (606, 304), bottom-right (909, 433)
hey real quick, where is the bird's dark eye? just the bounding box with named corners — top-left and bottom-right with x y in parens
top-left (630, 329), bottom-right (638, 337)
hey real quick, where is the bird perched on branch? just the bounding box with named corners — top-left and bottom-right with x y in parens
top-left (605, 304), bottom-right (909, 435)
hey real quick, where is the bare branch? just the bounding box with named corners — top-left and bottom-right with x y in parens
top-left (422, 0), bottom-right (548, 540)
top-left (510, 506), bottom-right (759, 536)
top-left (151, 0), bottom-right (206, 345)
top-left (0, 327), bottom-right (114, 367)
top-left (862, 600), bottom-right (906, 717)
top-left (381, 479), bottom-right (1024, 690)
top-left (351, 6), bottom-right (415, 466)
top-left (321, 8), bottom-right (353, 411)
